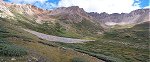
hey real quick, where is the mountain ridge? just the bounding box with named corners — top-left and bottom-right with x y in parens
top-left (88, 8), bottom-right (149, 26)
top-left (1, 1), bottom-right (149, 27)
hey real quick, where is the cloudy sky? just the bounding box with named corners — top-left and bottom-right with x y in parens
top-left (4, 0), bottom-right (149, 14)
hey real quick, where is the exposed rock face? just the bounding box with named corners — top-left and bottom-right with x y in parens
top-left (0, 1), bottom-right (149, 27)
top-left (49, 6), bottom-right (93, 23)
top-left (89, 9), bottom-right (150, 26)
top-left (0, 2), bottom-right (52, 23)
top-left (50, 6), bottom-right (88, 16)
top-left (0, 1), bottom-right (15, 19)
top-left (1, 2), bottom-right (93, 23)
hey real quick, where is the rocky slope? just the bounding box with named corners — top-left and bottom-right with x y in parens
top-left (88, 9), bottom-right (149, 26)
top-left (1, 1), bottom-right (92, 23)
top-left (1, 0), bottom-right (149, 27)
top-left (0, 1), bottom-right (103, 61)
top-left (49, 6), bottom-right (93, 23)
top-left (0, 1), bottom-right (103, 38)
top-left (0, 0), bottom-right (149, 37)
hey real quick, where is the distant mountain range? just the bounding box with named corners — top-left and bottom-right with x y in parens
top-left (89, 9), bottom-right (149, 26)
top-left (0, 1), bottom-right (149, 28)
top-left (0, 0), bottom-right (149, 36)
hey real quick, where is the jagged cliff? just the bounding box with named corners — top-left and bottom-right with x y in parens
top-left (88, 9), bottom-right (149, 26)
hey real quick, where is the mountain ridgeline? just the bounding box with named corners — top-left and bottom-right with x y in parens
top-left (88, 9), bottom-right (149, 26)
top-left (0, 1), bottom-right (149, 29)
top-left (0, 1), bottom-right (105, 38)
top-left (0, 0), bottom-right (150, 62)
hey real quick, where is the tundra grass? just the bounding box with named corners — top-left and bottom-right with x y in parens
top-left (0, 17), bottom-right (102, 62)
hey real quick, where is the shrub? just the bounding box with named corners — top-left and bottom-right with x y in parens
top-left (71, 57), bottom-right (88, 62)
top-left (0, 44), bottom-right (27, 56)
top-left (0, 10), bottom-right (2, 13)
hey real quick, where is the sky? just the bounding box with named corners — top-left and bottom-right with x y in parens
top-left (4, 0), bottom-right (150, 14)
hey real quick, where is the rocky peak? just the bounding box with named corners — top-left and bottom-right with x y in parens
top-left (129, 9), bottom-right (149, 15)
top-left (50, 6), bottom-right (86, 15)
top-left (88, 12), bottom-right (109, 19)
top-left (66, 6), bottom-right (80, 11)
top-left (1, 1), bottom-right (149, 26)
top-left (89, 9), bottom-right (149, 26)
top-left (66, 6), bottom-right (85, 13)
top-left (49, 6), bottom-right (92, 23)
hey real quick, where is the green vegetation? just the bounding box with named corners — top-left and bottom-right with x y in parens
top-left (0, 16), bottom-right (100, 62)
top-left (71, 57), bottom-right (88, 62)
top-left (18, 20), bottom-right (78, 38)
top-left (0, 9), bottom-right (149, 62)
top-left (0, 43), bottom-right (27, 56)
top-left (103, 22), bottom-right (149, 45)
top-left (0, 10), bottom-right (2, 13)
top-left (59, 39), bottom-right (149, 62)
top-left (13, 14), bottom-right (149, 62)
top-left (73, 19), bottom-right (103, 37)
top-left (16, 15), bottom-right (102, 39)
top-left (0, 18), bottom-right (27, 57)
top-left (58, 22), bottom-right (150, 62)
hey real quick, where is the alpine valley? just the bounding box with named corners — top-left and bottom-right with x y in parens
top-left (0, 0), bottom-right (149, 62)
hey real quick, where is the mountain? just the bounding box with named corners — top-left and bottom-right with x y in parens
top-left (0, 1), bottom-right (102, 62)
top-left (50, 6), bottom-right (92, 21)
top-left (88, 9), bottom-right (149, 26)
top-left (0, 2), bottom-right (92, 23)
top-left (0, 1), bottom-right (104, 38)
top-left (1, 1), bottom-right (149, 28)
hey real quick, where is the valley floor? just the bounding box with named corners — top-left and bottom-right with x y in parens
top-left (23, 29), bottom-right (94, 43)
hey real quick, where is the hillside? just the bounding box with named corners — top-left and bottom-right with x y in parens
top-left (0, 1), bottom-right (103, 62)
top-left (0, 15), bottom-right (102, 62)
top-left (0, 1), bottom-right (104, 39)
top-left (59, 21), bottom-right (150, 62)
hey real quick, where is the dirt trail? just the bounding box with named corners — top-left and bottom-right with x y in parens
top-left (23, 29), bottom-right (94, 43)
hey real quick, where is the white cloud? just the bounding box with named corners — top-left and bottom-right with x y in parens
top-left (58, 0), bottom-right (141, 14)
